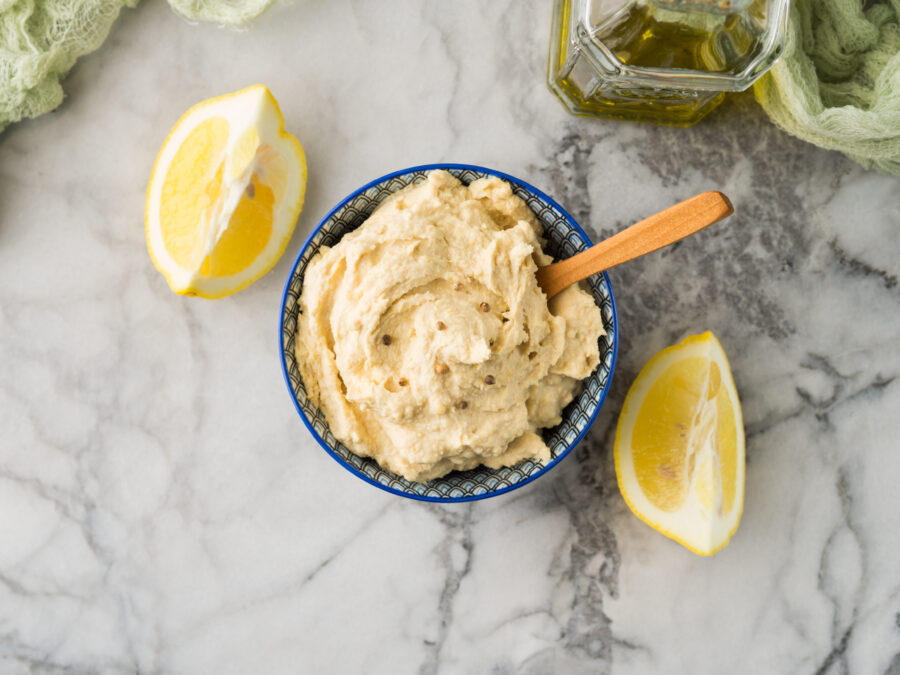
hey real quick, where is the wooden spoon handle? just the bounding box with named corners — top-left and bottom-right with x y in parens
top-left (536, 191), bottom-right (734, 299)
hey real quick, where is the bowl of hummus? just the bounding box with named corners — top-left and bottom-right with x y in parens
top-left (279, 164), bottom-right (618, 501)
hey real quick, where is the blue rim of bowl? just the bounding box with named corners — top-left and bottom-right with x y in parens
top-left (279, 163), bottom-right (619, 502)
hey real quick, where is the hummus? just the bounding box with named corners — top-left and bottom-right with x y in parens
top-left (295, 170), bottom-right (604, 482)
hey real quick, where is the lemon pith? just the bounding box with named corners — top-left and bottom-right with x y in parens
top-left (614, 332), bottom-right (745, 556)
top-left (145, 85), bottom-right (307, 299)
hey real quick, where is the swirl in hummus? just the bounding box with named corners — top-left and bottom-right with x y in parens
top-left (295, 170), bottom-right (604, 482)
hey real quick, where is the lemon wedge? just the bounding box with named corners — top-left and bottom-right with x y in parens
top-left (614, 332), bottom-right (745, 555)
top-left (145, 85), bottom-right (306, 298)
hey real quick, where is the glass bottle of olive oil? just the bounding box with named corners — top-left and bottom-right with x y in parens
top-left (548, 0), bottom-right (789, 125)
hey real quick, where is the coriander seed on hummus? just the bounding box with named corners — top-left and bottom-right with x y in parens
top-left (295, 170), bottom-right (604, 482)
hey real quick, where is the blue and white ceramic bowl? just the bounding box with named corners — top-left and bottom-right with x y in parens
top-left (279, 164), bottom-right (618, 502)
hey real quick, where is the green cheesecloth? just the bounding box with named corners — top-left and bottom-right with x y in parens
top-left (1, 0), bottom-right (898, 173)
top-left (0, 0), bottom-right (275, 133)
top-left (754, 0), bottom-right (900, 174)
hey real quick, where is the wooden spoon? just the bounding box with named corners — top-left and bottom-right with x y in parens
top-left (536, 191), bottom-right (734, 299)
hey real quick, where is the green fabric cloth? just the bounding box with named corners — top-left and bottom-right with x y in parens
top-left (754, 0), bottom-right (900, 174)
top-left (0, 0), bottom-right (276, 134)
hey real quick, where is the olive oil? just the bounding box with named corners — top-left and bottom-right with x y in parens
top-left (602, 6), bottom-right (714, 70)
top-left (548, 0), bottom-right (785, 125)
top-left (603, 4), bottom-right (760, 71)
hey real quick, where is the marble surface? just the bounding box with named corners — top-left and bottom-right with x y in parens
top-left (1, 1), bottom-right (899, 673)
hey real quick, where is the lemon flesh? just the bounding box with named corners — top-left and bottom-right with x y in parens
top-left (615, 332), bottom-right (745, 555)
top-left (146, 85), bottom-right (306, 299)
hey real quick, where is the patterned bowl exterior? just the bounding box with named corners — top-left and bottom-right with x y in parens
top-left (279, 164), bottom-right (618, 502)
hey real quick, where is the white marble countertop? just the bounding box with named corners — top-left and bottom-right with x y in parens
top-left (2, 1), bottom-right (899, 673)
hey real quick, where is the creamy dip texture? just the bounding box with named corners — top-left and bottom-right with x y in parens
top-left (295, 170), bottom-right (604, 482)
